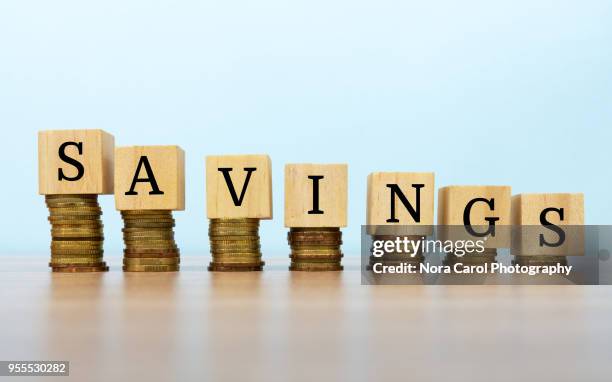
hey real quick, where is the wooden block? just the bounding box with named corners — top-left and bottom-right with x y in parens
top-left (437, 185), bottom-right (511, 247)
top-left (511, 193), bottom-right (584, 256)
top-left (38, 129), bottom-right (114, 195)
top-left (206, 155), bottom-right (272, 219)
top-left (284, 164), bottom-right (348, 228)
top-left (366, 172), bottom-right (435, 235)
top-left (114, 146), bottom-right (185, 211)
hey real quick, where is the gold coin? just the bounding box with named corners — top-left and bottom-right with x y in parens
top-left (51, 249), bottom-right (103, 255)
top-left (209, 236), bottom-right (260, 242)
top-left (121, 209), bottom-right (172, 214)
top-left (124, 240), bottom-right (177, 247)
top-left (51, 253), bottom-right (103, 259)
top-left (49, 216), bottom-right (101, 222)
top-left (289, 263), bottom-right (343, 271)
top-left (123, 257), bottom-right (180, 266)
top-left (123, 264), bottom-right (179, 272)
top-left (211, 256), bottom-right (262, 264)
top-left (210, 218), bottom-right (259, 223)
top-left (52, 265), bottom-right (109, 273)
top-left (122, 218), bottom-right (175, 224)
top-left (49, 207), bottom-right (102, 213)
top-left (50, 257), bottom-right (104, 265)
top-left (51, 242), bottom-right (102, 247)
top-left (123, 234), bottom-right (175, 240)
top-left (124, 223), bottom-right (174, 228)
top-left (122, 227), bottom-right (172, 233)
top-left (52, 231), bottom-right (103, 238)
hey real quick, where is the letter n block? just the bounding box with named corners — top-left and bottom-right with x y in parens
top-left (511, 193), bottom-right (584, 256)
top-left (38, 129), bottom-right (114, 195)
top-left (284, 164), bottom-right (347, 227)
top-left (114, 146), bottom-right (185, 211)
top-left (366, 172), bottom-right (435, 235)
top-left (206, 155), bottom-right (272, 219)
top-left (437, 185), bottom-right (511, 247)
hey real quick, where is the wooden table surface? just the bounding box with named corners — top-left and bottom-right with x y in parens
top-left (1, 255), bottom-right (611, 382)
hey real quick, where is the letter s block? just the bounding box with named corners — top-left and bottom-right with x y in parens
top-left (284, 164), bottom-right (348, 228)
top-left (511, 193), bottom-right (584, 256)
top-left (38, 129), bottom-right (115, 195)
top-left (206, 155), bottom-right (272, 219)
top-left (366, 172), bottom-right (435, 235)
top-left (114, 146), bottom-right (185, 211)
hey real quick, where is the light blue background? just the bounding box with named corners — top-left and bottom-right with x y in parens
top-left (1, 0), bottom-right (610, 256)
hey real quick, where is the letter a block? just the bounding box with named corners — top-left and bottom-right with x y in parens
top-left (511, 193), bottom-right (584, 256)
top-left (206, 155), bottom-right (272, 219)
top-left (366, 172), bottom-right (435, 235)
top-left (437, 185), bottom-right (511, 247)
top-left (38, 129), bottom-right (115, 195)
top-left (114, 146), bottom-right (185, 211)
top-left (284, 164), bottom-right (348, 228)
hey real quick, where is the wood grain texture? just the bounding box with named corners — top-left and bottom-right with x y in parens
top-left (114, 146), bottom-right (185, 211)
top-left (284, 164), bottom-right (347, 227)
top-left (366, 172), bottom-right (434, 235)
top-left (206, 155), bottom-right (272, 219)
top-left (0, 255), bottom-right (611, 382)
top-left (38, 129), bottom-right (114, 195)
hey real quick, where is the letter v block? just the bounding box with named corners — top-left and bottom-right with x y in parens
top-left (114, 146), bottom-right (185, 210)
top-left (284, 164), bottom-right (348, 227)
top-left (366, 172), bottom-right (435, 235)
top-left (38, 129), bottom-right (115, 195)
top-left (206, 155), bottom-right (272, 219)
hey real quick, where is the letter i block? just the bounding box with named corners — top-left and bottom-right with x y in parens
top-left (206, 155), bottom-right (273, 219)
top-left (437, 186), bottom-right (511, 247)
top-left (511, 193), bottom-right (584, 256)
top-left (114, 146), bottom-right (185, 211)
top-left (284, 164), bottom-right (348, 228)
top-left (366, 172), bottom-right (435, 235)
top-left (38, 129), bottom-right (115, 195)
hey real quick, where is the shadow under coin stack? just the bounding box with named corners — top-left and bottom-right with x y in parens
top-left (208, 218), bottom-right (264, 271)
top-left (288, 228), bottom-right (343, 271)
top-left (121, 210), bottom-right (180, 272)
top-left (443, 248), bottom-right (498, 269)
top-left (46, 194), bottom-right (108, 272)
top-left (367, 235), bottom-right (424, 270)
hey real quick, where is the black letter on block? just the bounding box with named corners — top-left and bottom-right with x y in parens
top-left (307, 175), bottom-right (324, 214)
top-left (386, 184), bottom-right (424, 223)
top-left (218, 167), bottom-right (256, 206)
top-left (58, 141), bottom-right (85, 181)
top-left (125, 156), bottom-right (164, 195)
top-left (464, 198), bottom-right (499, 237)
top-left (539, 207), bottom-right (566, 247)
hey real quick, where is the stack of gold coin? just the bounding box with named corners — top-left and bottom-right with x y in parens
top-left (513, 255), bottom-right (567, 266)
top-left (208, 218), bottom-right (263, 271)
top-left (288, 227), bottom-right (343, 271)
top-left (121, 210), bottom-right (180, 272)
top-left (46, 194), bottom-right (108, 272)
top-left (368, 235), bottom-right (424, 270)
top-left (443, 248), bottom-right (498, 269)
